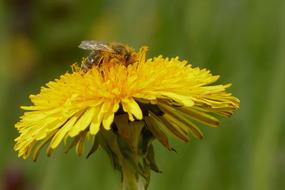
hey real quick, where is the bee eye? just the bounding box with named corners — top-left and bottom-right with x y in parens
top-left (114, 46), bottom-right (124, 54)
top-left (124, 54), bottom-right (130, 61)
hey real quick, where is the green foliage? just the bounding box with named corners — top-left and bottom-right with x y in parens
top-left (1, 0), bottom-right (285, 189)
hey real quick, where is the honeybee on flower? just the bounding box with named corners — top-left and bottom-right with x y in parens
top-left (78, 40), bottom-right (138, 71)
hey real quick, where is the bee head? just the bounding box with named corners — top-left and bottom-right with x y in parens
top-left (113, 44), bottom-right (128, 54)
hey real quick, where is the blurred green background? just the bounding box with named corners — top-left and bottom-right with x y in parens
top-left (1, 0), bottom-right (285, 189)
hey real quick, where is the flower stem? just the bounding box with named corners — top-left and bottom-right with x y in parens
top-left (122, 163), bottom-right (145, 190)
top-left (121, 161), bottom-right (145, 190)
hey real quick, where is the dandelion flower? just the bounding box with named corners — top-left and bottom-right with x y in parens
top-left (14, 43), bottom-right (239, 190)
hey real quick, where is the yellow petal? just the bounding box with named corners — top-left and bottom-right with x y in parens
top-left (102, 112), bottom-right (114, 130)
top-left (90, 122), bottom-right (100, 135)
top-left (89, 105), bottom-right (103, 135)
top-left (122, 98), bottom-right (143, 120)
top-left (160, 92), bottom-right (194, 107)
top-left (49, 116), bottom-right (78, 149)
top-left (33, 132), bottom-right (56, 161)
top-left (100, 102), bottom-right (118, 130)
top-left (69, 107), bottom-right (95, 137)
top-left (102, 102), bottom-right (118, 130)
top-left (35, 118), bottom-right (66, 141)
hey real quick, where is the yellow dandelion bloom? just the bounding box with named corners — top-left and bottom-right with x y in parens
top-left (14, 44), bottom-right (239, 170)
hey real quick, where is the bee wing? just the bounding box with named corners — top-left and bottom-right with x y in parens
top-left (78, 40), bottom-right (114, 52)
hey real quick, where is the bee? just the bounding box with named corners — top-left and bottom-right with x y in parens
top-left (78, 40), bottom-right (137, 71)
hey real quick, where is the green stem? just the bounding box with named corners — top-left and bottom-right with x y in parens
top-left (121, 161), bottom-right (145, 190)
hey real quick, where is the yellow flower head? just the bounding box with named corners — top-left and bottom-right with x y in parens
top-left (14, 45), bottom-right (239, 162)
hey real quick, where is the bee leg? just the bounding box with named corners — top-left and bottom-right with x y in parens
top-left (81, 64), bottom-right (89, 72)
